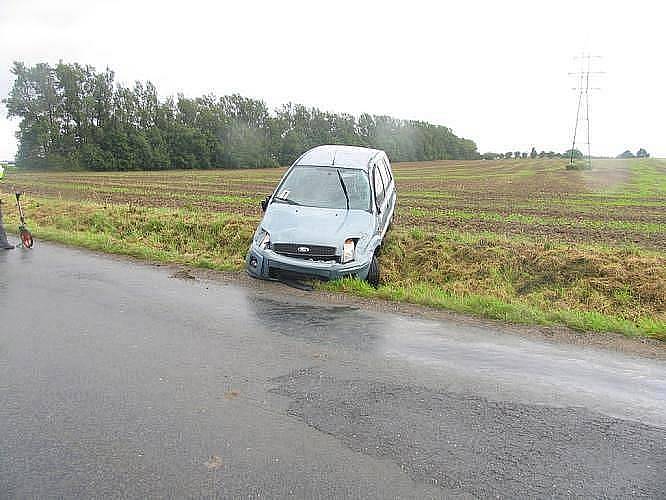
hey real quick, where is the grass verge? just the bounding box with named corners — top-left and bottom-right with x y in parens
top-left (4, 197), bottom-right (257, 271)
top-left (321, 279), bottom-right (665, 340)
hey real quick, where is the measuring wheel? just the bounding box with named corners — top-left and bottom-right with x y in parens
top-left (15, 192), bottom-right (34, 249)
top-left (19, 227), bottom-right (33, 249)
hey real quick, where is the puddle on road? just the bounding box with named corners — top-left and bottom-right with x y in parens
top-left (379, 316), bottom-right (666, 427)
top-left (247, 296), bottom-right (384, 349)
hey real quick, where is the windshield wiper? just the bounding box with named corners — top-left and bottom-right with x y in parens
top-left (336, 169), bottom-right (350, 210)
top-left (274, 196), bottom-right (302, 206)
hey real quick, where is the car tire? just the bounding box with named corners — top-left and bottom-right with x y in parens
top-left (366, 254), bottom-right (380, 288)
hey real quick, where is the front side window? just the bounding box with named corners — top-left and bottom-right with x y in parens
top-left (274, 166), bottom-right (371, 210)
top-left (373, 165), bottom-right (385, 207)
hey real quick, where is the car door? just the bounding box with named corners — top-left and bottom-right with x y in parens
top-left (378, 156), bottom-right (395, 228)
top-left (372, 162), bottom-right (389, 236)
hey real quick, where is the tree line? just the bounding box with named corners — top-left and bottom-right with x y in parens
top-left (482, 148), bottom-right (582, 160)
top-left (3, 62), bottom-right (479, 170)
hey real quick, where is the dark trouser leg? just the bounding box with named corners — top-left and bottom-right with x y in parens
top-left (0, 200), bottom-right (15, 249)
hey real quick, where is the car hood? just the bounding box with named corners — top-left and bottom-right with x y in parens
top-left (261, 203), bottom-right (374, 247)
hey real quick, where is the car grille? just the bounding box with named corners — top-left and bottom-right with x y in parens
top-left (271, 243), bottom-right (339, 262)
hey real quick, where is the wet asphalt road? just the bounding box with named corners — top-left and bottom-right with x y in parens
top-left (1, 240), bottom-right (665, 499)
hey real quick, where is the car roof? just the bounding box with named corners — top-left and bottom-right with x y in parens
top-left (293, 145), bottom-right (384, 172)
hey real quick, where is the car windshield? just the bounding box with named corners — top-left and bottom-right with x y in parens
top-left (274, 166), bottom-right (371, 210)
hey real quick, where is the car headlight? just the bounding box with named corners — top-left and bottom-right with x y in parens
top-left (342, 239), bottom-right (355, 263)
top-left (255, 229), bottom-right (270, 250)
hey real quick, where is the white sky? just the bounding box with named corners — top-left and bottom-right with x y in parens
top-left (1, 0), bottom-right (664, 160)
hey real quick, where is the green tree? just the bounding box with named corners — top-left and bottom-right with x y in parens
top-left (4, 62), bottom-right (61, 167)
top-left (4, 61), bottom-right (481, 170)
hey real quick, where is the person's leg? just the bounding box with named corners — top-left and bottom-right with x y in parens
top-left (0, 199), bottom-right (15, 249)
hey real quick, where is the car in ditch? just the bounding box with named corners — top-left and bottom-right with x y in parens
top-left (246, 145), bottom-right (396, 286)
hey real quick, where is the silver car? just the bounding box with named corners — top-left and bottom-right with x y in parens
top-left (246, 145), bottom-right (396, 286)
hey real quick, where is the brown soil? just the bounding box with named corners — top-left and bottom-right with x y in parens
top-left (4, 158), bottom-right (663, 252)
top-left (394, 215), bottom-right (666, 250)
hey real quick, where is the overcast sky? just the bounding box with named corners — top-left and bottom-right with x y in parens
top-left (1, 0), bottom-right (664, 160)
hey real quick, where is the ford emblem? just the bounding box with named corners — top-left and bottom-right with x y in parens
top-left (297, 246), bottom-right (310, 253)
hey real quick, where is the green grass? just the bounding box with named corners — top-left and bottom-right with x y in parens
top-left (625, 160), bottom-right (666, 196)
top-left (4, 197), bottom-right (257, 271)
top-left (321, 278), bottom-right (665, 339)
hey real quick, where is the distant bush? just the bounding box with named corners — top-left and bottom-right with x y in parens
top-left (566, 160), bottom-right (591, 170)
top-left (617, 148), bottom-right (651, 159)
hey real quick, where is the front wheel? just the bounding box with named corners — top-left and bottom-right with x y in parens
top-left (20, 229), bottom-right (33, 249)
top-left (366, 254), bottom-right (380, 288)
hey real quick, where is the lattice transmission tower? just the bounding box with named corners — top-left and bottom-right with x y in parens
top-left (568, 54), bottom-right (603, 169)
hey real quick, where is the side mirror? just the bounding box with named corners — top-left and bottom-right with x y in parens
top-left (261, 195), bottom-right (270, 212)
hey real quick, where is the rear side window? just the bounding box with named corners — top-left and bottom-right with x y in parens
top-left (373, 165), bottom-right (385, 207)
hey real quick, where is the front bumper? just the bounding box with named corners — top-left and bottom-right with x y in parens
top-left (246, 245), bottom-right (370, 281)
